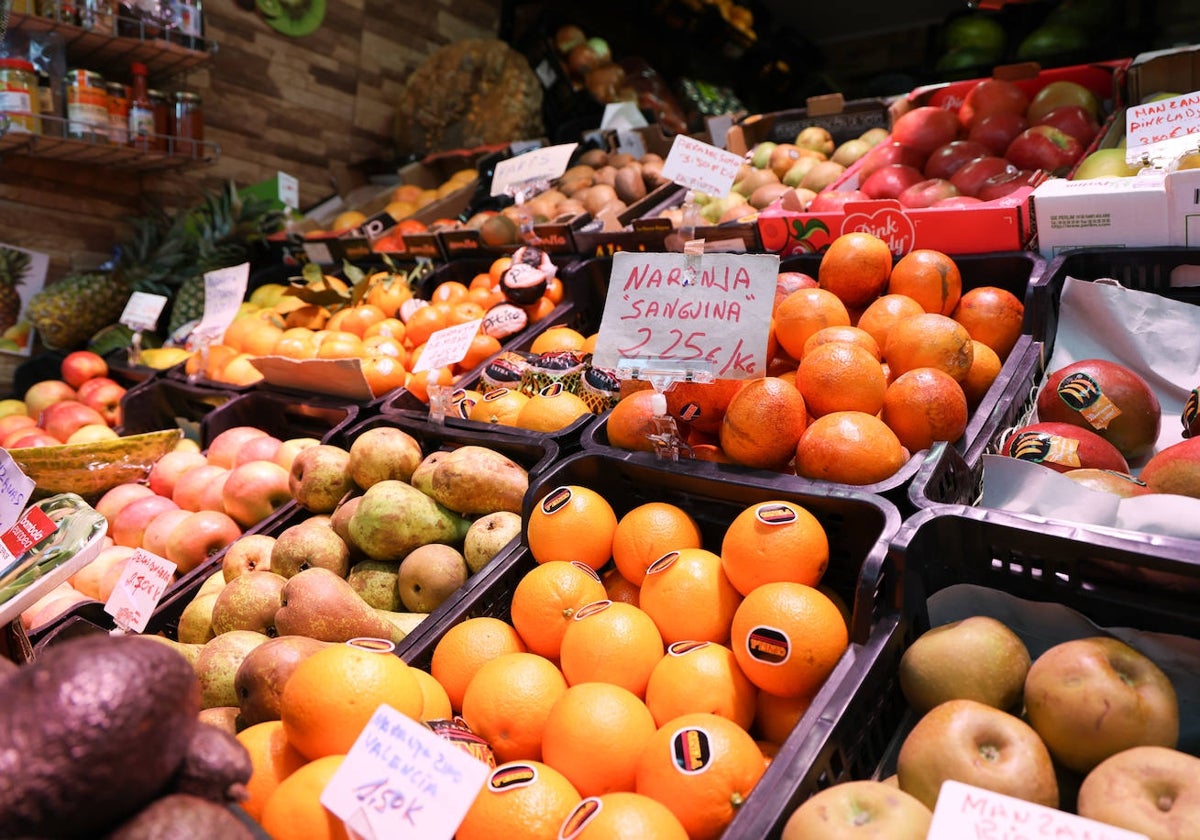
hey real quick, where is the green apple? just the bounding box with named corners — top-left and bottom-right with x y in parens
top-left (1073, 148), bottom-right (1143, 180)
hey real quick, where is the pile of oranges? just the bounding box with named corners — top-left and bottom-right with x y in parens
top-left (607, 231), bottom-right (1025, 485)
top-left (187, 256), bottom-right (563, 402)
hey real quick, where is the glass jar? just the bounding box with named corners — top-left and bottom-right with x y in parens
top-left (65, 68), bottom-right (108, 143)
top-left (0, 58), bottom-right (41, 135)
top-left (80, 0), bottom-right (117, 35)
top-left (37, 71), bottom-right (61, 137)
top-left (170, 90), bottom-right (202, 157)
top-left (147, 88), bottom-right (169, 153)
top-left (37, 0), bottom-right (78, 24)
top-left (106, 81), bottom-right (129, 145)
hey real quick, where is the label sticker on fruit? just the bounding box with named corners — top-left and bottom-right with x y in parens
top-left (660, 134), bottom-right (742, 197)
top-left (928, 780), bottom-right (1148, 840)
top-left (590, 251), bottom-right (777, 379)
top-left (103, 548), bottom-right (177, 633)
top-left (192, 262), bottom-right (250, 346)
top-left (491, 142), bottom-right (578, 197)
top-left (1125, 91), bottom-right (1200, 167)
top-left (411, 319), bottom-right (483, 374)
top-left (321, 703), bottom-right (490, 840)
top-left (0, 451), bottom-right (35, 533)
top-left (120, 291), bottom-right (169, 332)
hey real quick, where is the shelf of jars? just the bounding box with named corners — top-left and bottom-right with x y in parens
top-left (0, 113), bottom-right (219, 170)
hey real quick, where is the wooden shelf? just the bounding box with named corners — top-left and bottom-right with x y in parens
top-left (0, 118), bottom-right (219, 170)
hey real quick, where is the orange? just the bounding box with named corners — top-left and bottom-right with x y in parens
top-left (516, 388), bottom-right (592, 432)
top-left (718, 376), bottom-right (808, 471)
top-left (326, 303), bottom-right (387, 337)
top-left (405, 365), bottom-right (456, 403)
top-left (488, 255), bottom-right (514, 285)
top-left (281, 641), bottom-right (424, 760)
top-left (645, 640), bottom-right (757, 730)
top-left (529, 326), bottom-right (587, 354)
top-left (952, 285), bottom-right (1025, 360)
top-left (259, 754), bottom-right (349, 840)
top-left (559, 600), bottom-right (665, 697)
top-left (603, 567), bottom-right (641, 607)
top-left (886, 248), bottom-right (962, 315)
top-left (430, 279), bottom-right (469, 303)
top-left (774, 287), bottom-right (852, 360)
top-left (460, 651), bottom-right (568, 763)
top-left (361, 333), bottom-right (406, 360)
top-left (884, 312), bottom-right (974, 383)
top-left (314, 330), bottom-right (364, 360)
top-left (284, 303), bottom-right (330, 330)
top-left (794, 410), bottom-right (908, 485)
top-left (365, 276), bottom-right (413, 317)
top-left (510, 560), bottom-right (608, 659)
top-left (663, 378), bottom-right (745, 436)
top-left (801, 324), bottom-right (881, 360)
top-left (468, 387), bottom-right (529, 425)
top-left (361, 354), bottom-right (409, 398)
top-left (456, 332), bottom-right (503, 371)
top-left (468, 283), bottom-right (504, 309)
top-left (218, 352), bottom-right (266, 386)
top-left (639, 548), bottom-right (742, 645)
top-left (541, 682), bottom-right (658, 796)
top-left (189, 341), bottom-right (239, 377)
top-left (962, 339), bottom-right (1002, 408)
top-left (606, 390), bottom-right (664, 452)
top-left (430, 616), bottom-right (527, 713)
top-left (544, 275), bottom-right (564, 305)
top-left (411, 666), bottom-right (453, 720)
top-left (635, 712), bottom-right (767, 840)
top-left (754, 689), bottom-right (816, 745)
top-left (524, 296), bottom-right (557, 323)
top-left (855, 293), bottom-right (925, 352)
top-left (447, 299), bottom-right (487, 326)
top-left (794, 340), bottom-right (887, 418)
top-left (363, 317), bottom-right (406, 343)
top-left (236, 720), bottom-right (307, 822)
top-left (817, 231), bottom-right (894, 309)
top-left (610, 501), bottom-right (703, 586)
top-left (457, 760), bottom-right (581, 840)
top-left (719, 500), bottom-right (829, 595)
top-left (881, 367), bottom-right (970, 453)
top-left (402, 304), bottom-right (448, 349)
top-left (560, 792), bottom-right (690, 839)
top-left (729, 581), bottom-right (849, 698)
top-left (581, 332), bottom-right (599, 355)
top-left (526, 485), bottom-right (617, 570)
top-left (223, 315), bottom-right (284, 356)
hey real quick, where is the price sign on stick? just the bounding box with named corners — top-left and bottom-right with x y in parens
top-left (192, 263), bottom-right (250, 345)
top-left (660, 134), bottom-right (743, 197)
top-left (590, 251), bottom-right (778, 380)
top-left (104, 549), bottom-right (177, 634)
top-left (928, 781), bottom-right (1149, 840)
top-left (411, 319), bottom-right (483, 374)
top-left (120, 292), bottom-right (169, 333)
top-left (491, 143), bottom-right (578, 196)
top-left (1125, 91), bottom-right (1200, 166)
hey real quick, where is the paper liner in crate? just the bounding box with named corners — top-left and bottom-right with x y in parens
top-left (980, 275), bottom-right (1200, 539)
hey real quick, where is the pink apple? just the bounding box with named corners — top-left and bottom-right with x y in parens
top-left (950, 156), bottom-right (1018, 197)
top-left (222, 459), bottom-right (292, 528)
top-left (934, 195), bottom-right (984, 207)
top-left (141, 508), bottom-right (193, 559)
top-left (206, 426), bottom-right (270, 468)
top-left (148, 449), bottom-right (209, 499)
top-left (967, 111), bottom-right (1030, 157)
top-left (273, 437), bottom-right (321, 473)
top-left (7, 431), bottom-right (61, 449)
top-left (96, 482), bottom-right (157, 529)
top-left (71, 544), bottom-right (136, 601)
top-left (198, 470), bottom-right (231, 513)
top-left (898, 177), bottom-right (960, 209)
top-left (79, 380), bottom-right (126, 427)
top-left (110, 494), bottom-right (180, 548)
top-left (165, 509), bottom-right (243, 575)
top-left (23, 379), bottom-right (77, 420)
top-left (860, 164), bottom-right (926, 200)
top-left (67, 423), bottom-right (119, 444)
top-left (173, 464), bottom-right (230, 512)
top-left (0, 413), bottom-right (37, 440)
top-left (76, 376), bottom-right (122, 403)
top-left (235, 434), bottom-right (283, 466)
top-left (60, 350), bottom-right (109, 390)
top-left (805, 188), bottom-right (872, 213)
top-left (41, 400), bottom-right (107, 444)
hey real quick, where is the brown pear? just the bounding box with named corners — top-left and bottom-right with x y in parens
top-left (423, 445), bottom-right (528, 515)
top-left (234, 634), bottom-right (330, 727)
top-left (274, 567), bottom-right (405, 645)
top-left (269, 517), bottom-right (351, 579)
top-left (210, 571), bottom-right (287, 636)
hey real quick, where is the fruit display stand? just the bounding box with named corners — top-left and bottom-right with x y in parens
top-left (723, 94), bottom-right (892, 157)
top-left (397, 450), bottom-right (903, 840)
top-left (197, 388), bottom-right (362, 452)
top-left (116, 375), bottom-right (242, 441)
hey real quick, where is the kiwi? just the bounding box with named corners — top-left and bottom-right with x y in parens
top-left (614, 166), bottom-right (647, 204)
top-left (578, 148), bottom-right (609, 168)
top-left (581, 184), bottom-right (619, 216)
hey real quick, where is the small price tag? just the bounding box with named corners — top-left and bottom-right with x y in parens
top-left (534, 58), bottom-right (556, 89)
top-left (615, 129), bottom-right (647, 160)
top-left (928, 780), bottom-right (1149, 840)
top-left (590, 251), bottom-right (777, 379)
top-left (278, 171), bottom-right (300, 210)
top-left (660, 134), bottom-right (743, 197)
top-left (0, 451), bottom-right (35, 533)
top-left (0, 504), bottom-right (57, 576)
top-left (103, 548), bottom-right (177, 633)
top-left (192, 263), bottom-right (250, 344)
top-left (1125, 91), bottom-right (1200, 166)
top-left (601, 101), bottom-right (648, 131)
top-left (411, 319), bottom-right (483, 374)
top-left (321, 703), bottom-right (490, 840)
top-left (492, 142), bottom-right (578, 196)
top-left (120, 291), bottom-right (169, 332)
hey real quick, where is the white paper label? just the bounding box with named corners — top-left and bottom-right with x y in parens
top-left (590, 251), bottom-right (777, 379)
top-left (0, 450), bottom-right (35, 533)
top-left (615, 129), bottom-right (647, 160)
top-left (103, 549), bottom-right (177, 633)
top-left (1125, 90), bottom-right (1200, 165)
top-left (660, 134), bottom-right (743, 197)
top-left (412, 319), bottom-right (483, 373)
top-left (192, 263), bottom-right (250, 345)
top-left (120, 291), bottom-right (169, 332)
top-left (601, 101), bottom-right (649, 131)
top-left (535, 58), bottom-right (556, 89)
top-left (321, 703), bottom-right (490, 840)
top-left (278, 171), bottom-right (300, 210)
top-left (928, 780), bottom-right (1149, 840)
top-left (492, 142), bottom-right (578, 196)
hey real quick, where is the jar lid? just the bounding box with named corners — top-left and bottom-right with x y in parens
top-left (173, 91), bottom-right (201, 103)
top-left (0, 58), bottom-right (36, 72)
top-left (130, 62), bottom-right (148, 75)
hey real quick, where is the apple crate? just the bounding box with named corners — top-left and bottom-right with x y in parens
top-left (116, 376), bottom-right (242, 441)
top-left (197, 388), bottom-right (361, 450)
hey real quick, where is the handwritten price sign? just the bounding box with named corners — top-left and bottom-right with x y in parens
top-left (660, 134), bottom-right (743, 197)
top-left (322, 703), bottom-right (490, 840)
top-left (590, 251), bottom-right (777, 379)
top-left (0, 450), bottom-right (34, 534)
top-left (412, 319), bottom-right (483, 373)
top-left (120, 291), bottom-right (169, 332)
top-left (193, 263), bottom-right (250, 344)
top-left (1126, 91), bottom-right (1200, 165)
top-left (929, 781), bottom-right (1149, 840)
top-left (104, 549), bottom-right (176, 633)
top-left (491, 143), bottom-right (578, 196)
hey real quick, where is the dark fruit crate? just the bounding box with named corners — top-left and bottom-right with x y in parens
top-left (198, 388), bottom-right (361, 448)
top-left (398, 451), bottom-right (904, 839)
top-left (116, 375), bottom-right (242, 442)
top-left (102, 347), bottom-right (160, 389)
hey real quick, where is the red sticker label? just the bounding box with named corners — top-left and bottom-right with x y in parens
top-left (484, 387), bottom-right (514, 402)
top-left (569, 560), bottom-right (602, 582)
top-left (746, 625), bottom-right (790, 664)
top-left (670, 727), bottom-right (713, 774)
top-left (572, 599), bottom-right (612, 621)
top-left (667, 640), bottom-right (710, 656)
top-left (540, 381), bottom-right (564, 397)
top-left (488, 763), bottom-right (537, 792)
top-left (540, 486), bottom-right (573, 515)
top-left (1, 505), bottom-right (56, 557)
top-left (754, 503), bottom-right (798, 526)
top-left (558, 797), bottom-right (602, 839)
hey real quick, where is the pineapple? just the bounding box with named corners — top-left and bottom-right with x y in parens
top-left (0, 246), bottom-right (30, 334)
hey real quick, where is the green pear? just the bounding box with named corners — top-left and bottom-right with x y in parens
top-left (274, 567), bottom-right (406, 645)
top-left (348, 480), bottom-right (470, 563)
top-left (270, 516), bottom-right (352, 579)
top-left (750, 141), bottom-right (777, 170)
top-left (348, 560), bottom-right (402, 611)
top-left (409, 451), bottom-right (447, 497)
top-left (194, 630), bottom-right (270, 709)
top-left (197, 568), bottom-right (227, 598)
top-left (209, 570), bottom-right (286, 636)
top-left (374, 609), bottom-right (426, 640)
top-left (142, 635), bottom-right (204, 669)
top-left (177, 592), bottom-right (220, 645)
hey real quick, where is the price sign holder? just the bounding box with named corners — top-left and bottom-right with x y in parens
top-left (119, 291), bottom-right (169, 367)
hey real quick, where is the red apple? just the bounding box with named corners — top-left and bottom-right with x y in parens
top-left (1005, 125), bottom-right (1083, 175)
top-left (1034, 104), bottom-right (1101, 147)
top-left (96, 482), bottom-right (157, 529)
top-left (23, 379), bottom-right (77, 420)
top-left (890, 106), bottom-right (961, 155)
top-left (958, 78), bottom-right (1030, 129)
top-left (774, 272), bottom-right (818, 309)
top-left (79, 379), bottom-right (126, 427)
top-left (967, 112), bottom-right (1030, 157)
top-left (60, 350), bottom-right (109, 389)
top-left (805, 188), bottom-right (871, 213)
top-left (173, 464), bottom-right (231, 512)
top-left (855, 141), bottom-right (929, 183)
top-left (206, 425), bottom-right (270, 469)
top-left (41, 400), bottom-right (107, 444)
top-left (148, 449), bottom-right (209, 499)
top-left (897, 178), bottom-right (959, 209)
top-left (0, 413), bottom-right (37, 440)
top-left (976, 169), bottom-right (1038, 201)
top-left (7, 431), bottom-right (61, 449)
top-left (222, 459), bottom-right (292, 528)
top-left (141, 508), bottom-right (193, 559)
top-left (234, 434), bottom-right (283, 467)
top-left (1027, 80), bottom-right (1101, 124)
top-left (76, 376), bottom-right (122, 403)
top-left (110, 493), bottom-right (180, 548)
top-left (860, 164), bottom-right (926, 200)
top-left (923, 140), bottom-right (990, 180)
top-left (165, 509), bottom-right (244, 575)
top-left (950, 156), bottom-right (1018, 197)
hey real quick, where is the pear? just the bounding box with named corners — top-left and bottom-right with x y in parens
top-left (142, 635), bottom-right (204, 668)
top-left (194, 630), bottom-right (270, 709)
top-left (233, 634), bottom-right (330, 727)
top-left (274, 567), bottom-right (406, 645)
top-left (197, 706), bottom-right (241, 735)
top-left (197, 568), bottom-right (227, 598)
top-left (374, 609), bottom-right (426, 640)
top-left (423, 445), bottom-right (529, 515)
top-left (348, 426), bottom-right (424, 489)
top-left (209, 571), bottom-right (286, 636)
top-left (397, 544), bottom-right (469, 613)
top-left (348, 560), bottom-right (403, 611)
top-left (329, 496), bottom-right (361, 547)
top-left (348, 480), bottom-right (470, 563)
top-left (177, 592), bottom-right (220, 645)
top-left (463, 511), bottom-right (522, 573)
top-left (270, 517), bottom-right (352, 579)
top-left (409, 451), bottom-right (447, 497)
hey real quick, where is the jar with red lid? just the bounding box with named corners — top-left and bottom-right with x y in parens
top-left (170, 90), bottom-right (202, 157)
top-left (0, 58), bottom-right (40, 135)
top-left (148, 88), bottom-right (169, 153)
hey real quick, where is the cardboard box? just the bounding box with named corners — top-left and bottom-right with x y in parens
top-left (1029, 171), bottom-right (1170, 258)
top-left (1125, 44), bottom-right (1200, 106)
top-left (725, 94), bottom-right (892, 156)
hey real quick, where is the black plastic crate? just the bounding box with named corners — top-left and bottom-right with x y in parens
top-left (116, 375), bottom-right (241, 442)
top-left (198, 388), bottom-right (361, 448)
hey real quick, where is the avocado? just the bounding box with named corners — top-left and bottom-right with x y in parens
top-left (0, 635), bottom-right (201, 838)
top-left (169, 723), bottom-right (253, 804)
top-left (106, 794), bottom-right (257, 840)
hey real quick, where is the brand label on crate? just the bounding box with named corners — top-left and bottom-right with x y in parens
top-left (590, 251), bottom-right (776, 379)
top-left (0, 504), bottom-right (54, 575)
top-left (412, 319), bottom-right (483, 373)
top-left (104, 549), bottom-right (176, 633)
top-left (120, 291), bottom-right (169, 332)
top-left (321, 703), bottom-right (490, 840)
top-left (0, 451), bottom-right (35, 534)
top-left (661, 134), bottom-right (742, 197)
top-left (492, 142), bottom-right (578, 196)
top-left (929, 781), bottom-right (1149, 840)
top-left (1126, 92), bottom-right (1200, 167)
top-left (193, 262), bottom-right (250, 345)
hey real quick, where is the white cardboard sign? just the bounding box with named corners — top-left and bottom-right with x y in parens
top-left (193, 262), bottom-right (250, 344)
top-left (0, 451), bottom-right (35, 534)
top-left (929, 780), bottom-right (1149, 840)
top-left (660, 134), bottom-right (743, 197)
top-left (1125, 90), bottom-right (1200, 165)
top-left (120, 291), bottom-right (169, 332)
top-left (411, 319), bottom-right (483, 373)
top-left (103, 548), bottom-right (177, 633)
top-left (491, 143), bottom-right (578, 196)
